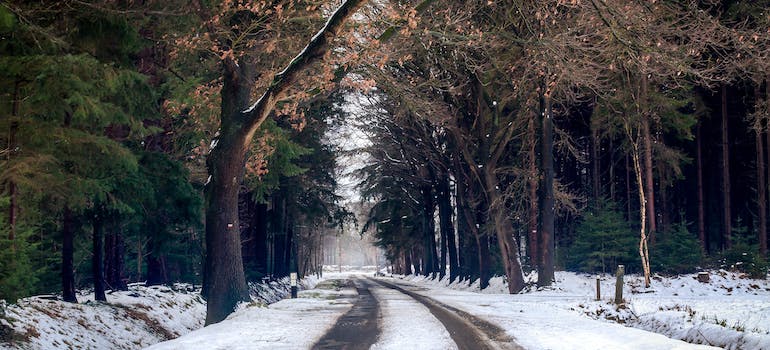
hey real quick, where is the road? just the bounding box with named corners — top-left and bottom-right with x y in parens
top-left (312, 276), bottom-right (522, 350)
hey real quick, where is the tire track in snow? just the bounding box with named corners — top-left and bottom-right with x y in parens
top-left (312, 278), bottom-right (380, 350)
top-left (369, 279), bottom-right (457, 350)
top-left (372, 278), bottom-right (523, 350)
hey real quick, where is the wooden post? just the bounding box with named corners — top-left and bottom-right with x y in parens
top-left (615, 265), bottom-right (624, 305)
top-left (596, 277), bottom-right (601, 301)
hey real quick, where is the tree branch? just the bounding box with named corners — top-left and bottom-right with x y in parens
top-left (240, 0), bottom-right (367, 146)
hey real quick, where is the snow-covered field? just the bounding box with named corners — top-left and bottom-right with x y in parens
top-left (401, 270), bottom-right (770, 349)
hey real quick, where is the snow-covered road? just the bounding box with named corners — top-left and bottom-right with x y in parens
top-left (147, 272), bottom-right (725, 349)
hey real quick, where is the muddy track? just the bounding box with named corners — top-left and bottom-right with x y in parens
top-left (312, 279), bottom-right (380, 350)
top-left (371, 278), bottom-right (523, 350)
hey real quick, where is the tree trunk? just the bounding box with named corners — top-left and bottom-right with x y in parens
top-left (538, 92), bottom-right (555, 286)
top-left (696, 122), bottom-right (706, 252)
top-left (454, 164), bottom-right (477, 282)
top-left (721, 84), bottom-right (732, 250)
top-left (626, 154), bottom-right (632, 220)
top-left (609, 138), bottom-right (616, 201)
top-left (420, 182), bottom-right (437, 277)
top-left (455, 145), bottom-right (472, 282)
top-left (476, 234), bottom-right (491, 290)
top-left (62, 208), bottom-right (78, 303)
top-left (527, 112), bottom-right (540, 271)
top-left (660, 176), bottom-right (670, 233)
top-left (146, 232), bottom-right (167, 286)
top-left (272, 195), bottom-right (288, 278)
top-left (437, 176), bottom-right (457, 281)
top-left (591, 115), bottom-right (601, 201)
top-left (628, 134), bottom-right (651, 288)
top-left (239, 189), bottom-right (257, 279)
top-left (254, 202), bottom-right (268, 276)
top-left (404, 249), bottom-right (413, 275)
top-left (7, 80), bottom-right (20, 243)
top-left (203, 0), bottom-right (364, 325)
top-left (483, 167), bottom-right (525, 293)
top-left (757, 85), bottom-right (767, 257)
top-left (93, 213), bottom-right (106, 301)
top-left (104, 233), bottom-right (114, 288)
top-left (641, 75), bottom-right (657, 241)
top-left (762, 75), bottom-right (770, 256)
top-left (411, 247), bottom-right (421, 275)
top-left (204, 54), bottom-right (258, 322)
top-left (284, 225), bottom-right (294, 277)
top-left (104, 230), bottom-right (127, 291)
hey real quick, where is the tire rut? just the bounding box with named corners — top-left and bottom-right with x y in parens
top-left (312, 278), bottom-right (380, 350)
top-left (371, 278), bottom-right (523, 350)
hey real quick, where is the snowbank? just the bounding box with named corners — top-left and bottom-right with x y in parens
top-left (0, 277), bottom-right (321, 350)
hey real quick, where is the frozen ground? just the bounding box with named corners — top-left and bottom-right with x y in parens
top-left (401, 270), bottom-right (770, 349)
top-left (2, 269), bottom-right (768, 349)
top-left (369, 283), bottom-right (456, 350)
top-left (147, 277), bottom-right (354, 350)
top-left (0, 277), bottom-right (316, 350)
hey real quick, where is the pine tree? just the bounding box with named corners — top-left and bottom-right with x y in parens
top-left (568, 199), bottom-right (638, 274)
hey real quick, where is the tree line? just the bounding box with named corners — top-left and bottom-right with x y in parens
top-left (359, 0), bottom-right (770, 292)
top-left (0, 0), bottom-right (349, 320)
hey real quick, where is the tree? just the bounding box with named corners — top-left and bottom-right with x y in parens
top-left (568, 199), bottom-right (637, 273)
top-left (0, 1), bottom-right (197, 303)
top-left (197, 0), bottom-right (366, 324)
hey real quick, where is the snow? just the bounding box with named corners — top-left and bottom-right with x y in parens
top-left (147, 286), bottom-right (353, 350)
top-left (3, 269), bottom-right (768, 350)
top-left (396, 270), bottom-right (770, 349)
top-left (0, 278), bottom-right (318, 350)
top-left (1, 284), bottom-right (206, 350)
top-left (146, 274), bottom-right (354, 350)
top-left (370, 285), bottom-right (456, 350)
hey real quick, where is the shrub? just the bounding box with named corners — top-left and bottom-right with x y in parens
top-left (722, 229), bottom-right (768, 279)
top-left (566, 199), bottom-right (639, 273)
top-left (650, 221), bottom-right (703, 274)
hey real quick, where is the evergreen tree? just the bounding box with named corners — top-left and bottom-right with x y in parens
top-left (651, 221), bottom-right (704, 274)
top-left (567, 199), bottom-right (639, 273)
top-left (0, 197), bottom-right (37, 302)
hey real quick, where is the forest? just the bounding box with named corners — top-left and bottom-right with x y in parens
top-left (1, 0), bottom-right (769, 326)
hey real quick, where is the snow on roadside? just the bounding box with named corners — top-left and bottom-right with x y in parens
top-left (395, 270), bottom-right (770, 350)
top-left (147, 277), bottom-right (354, 350)
top-left (0, 277), bottom-right (321, 350)
top-left (0, 284), bottom-right (205, 350)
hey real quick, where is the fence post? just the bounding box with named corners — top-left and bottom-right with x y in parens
top-left (614, 265), bottom-right (624, 305)
top-left (596, 277), bottom-right (601, 301)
